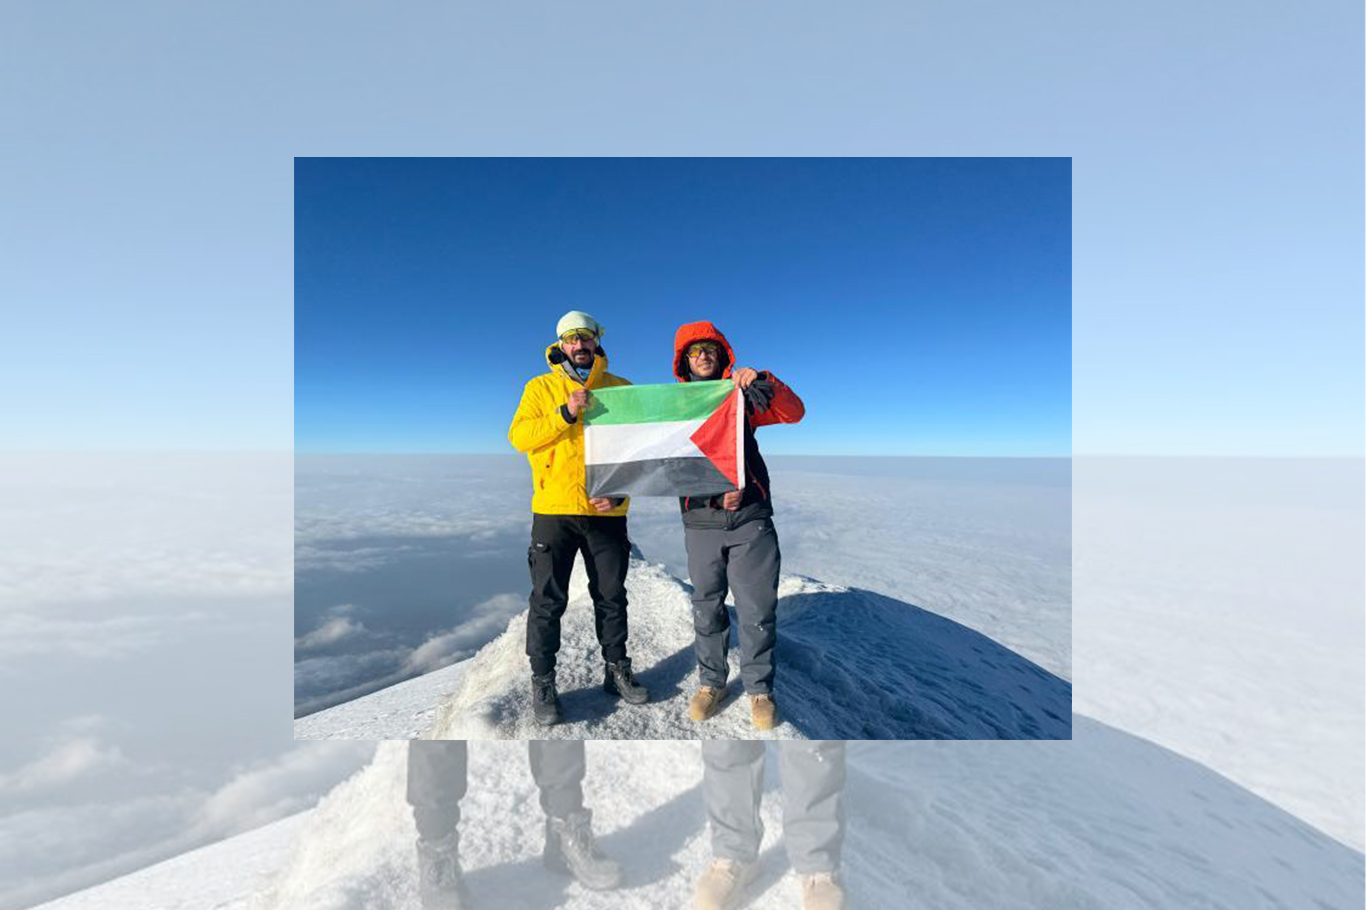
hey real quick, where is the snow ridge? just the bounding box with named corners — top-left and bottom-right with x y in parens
top-left (426, 554), bottom-right (1070, 740)
top-left (47, 727), bottom-right (1364, 910)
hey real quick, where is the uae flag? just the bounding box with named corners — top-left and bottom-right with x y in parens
top-left (583, 380), bottom-right (744, 498)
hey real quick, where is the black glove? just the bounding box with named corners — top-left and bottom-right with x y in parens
top-left (743, 376), bottom-right (775, 414)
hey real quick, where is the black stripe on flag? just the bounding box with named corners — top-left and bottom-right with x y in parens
top-left (587, 457), bottom-right (737, 498)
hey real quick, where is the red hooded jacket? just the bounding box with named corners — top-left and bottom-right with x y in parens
top-left (672, 321), bottom-right (804, 522)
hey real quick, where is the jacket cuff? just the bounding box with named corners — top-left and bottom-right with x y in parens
top-left (560, 404), bottom-right (578, 425)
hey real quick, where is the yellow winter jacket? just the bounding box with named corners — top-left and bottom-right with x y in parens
top-left (508, 344), bottom-right (632, 516)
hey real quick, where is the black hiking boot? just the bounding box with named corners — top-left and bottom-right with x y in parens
top-left (543, 808), bottom-right (623, 890)
top-left (416, 831), bottom-right (469, 909)
top-left (603, 658), bottom-right (648, 704)
top-left (531, 671), bottom-right (562, 726)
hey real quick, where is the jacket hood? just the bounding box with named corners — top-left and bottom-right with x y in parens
top-left (545, 342), bottom-right (608, 385)
top-left (672, 321), bottom-right (735, 382)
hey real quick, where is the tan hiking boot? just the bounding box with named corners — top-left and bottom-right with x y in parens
top-left (694, 857), bottom-right (757, 910)
top-left (750, 693), bottom-right (777, 730)
top-left (799, 872), bottom-right (846, 910)
top-left (688, 685), bottom-right (725, 721)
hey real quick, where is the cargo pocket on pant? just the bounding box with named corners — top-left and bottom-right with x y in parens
top-left (528, 541), bottom-right (551, 583)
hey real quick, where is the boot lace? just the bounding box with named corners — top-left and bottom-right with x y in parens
top-left (612, 661), bottom-right (637, 688)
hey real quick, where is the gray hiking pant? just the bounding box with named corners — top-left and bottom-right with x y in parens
top-left (406, 741), bottom-right (585, 839)
top-left (703, 740), bottom-right (847, 874)
top-left (685, 516), bottom-right (782, 695)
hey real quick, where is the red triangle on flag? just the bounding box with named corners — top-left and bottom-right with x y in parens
top-left (689, 389), bottom-right (740, 487)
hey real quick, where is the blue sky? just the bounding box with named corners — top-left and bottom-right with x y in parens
top-left (3, 2), bottom-right (1359, 456)
top-left (295, 158), bottom-right (1071, 456)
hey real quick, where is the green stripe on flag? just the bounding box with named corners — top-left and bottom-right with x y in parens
top-left (583, 380), bottom-right (732, 426)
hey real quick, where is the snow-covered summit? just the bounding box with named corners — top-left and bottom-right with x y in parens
top-left (41, 724), bottom-right (1364, 910)
top-left (423, 552), bottom-right (1069, 740)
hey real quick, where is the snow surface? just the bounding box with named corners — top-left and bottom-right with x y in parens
top-left (34, 456), bottom-right (1363, 909)
top-left (420, 553), bottom-right (1069, 741)
top-left (293, 456), bottom-right (1361, 855)
top-left (39, 728), bottom-right (1363, 910)
top-left (294, 661), bottom-right (471, 741)
top-left (31, 812), bottom-right (311, 910)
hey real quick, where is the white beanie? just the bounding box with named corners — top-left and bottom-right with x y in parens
top-left (556, 310), bottom-right (602, 339)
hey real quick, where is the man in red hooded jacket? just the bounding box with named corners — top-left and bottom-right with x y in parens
top-left (671, 321), bottom-right (805, 730)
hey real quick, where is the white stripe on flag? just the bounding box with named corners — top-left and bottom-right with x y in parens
top-left (735, 386), bottom-right (745, 489)
top-left (584, 419), bottom-right (707, 466)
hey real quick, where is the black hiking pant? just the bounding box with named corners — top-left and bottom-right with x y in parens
top-left (406, 741), bottom-right (586, 839)
top-left (526, 514), bottom-right (631, 676)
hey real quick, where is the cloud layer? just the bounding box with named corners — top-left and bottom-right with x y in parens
top-left (0, 731), bottom-right (373, 910)
top-left (294, 593), bottom-right (527, 717)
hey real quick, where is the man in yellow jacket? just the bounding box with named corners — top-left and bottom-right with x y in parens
top-left (508, 311), bottom-right (649, 725)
